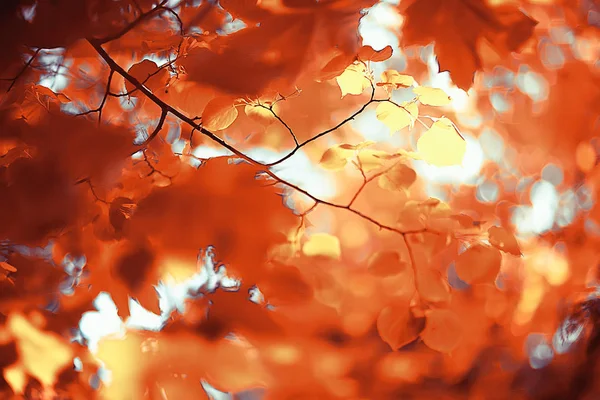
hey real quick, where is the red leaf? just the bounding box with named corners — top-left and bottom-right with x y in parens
top-left (357, 45), bottom-right (393, 62)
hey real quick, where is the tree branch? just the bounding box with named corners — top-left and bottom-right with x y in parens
top-left (3, 49), bottom-right (41, 92)
top-left (266, 83), bottom-right (377, 167)
top-left (87, 38), bottom-right (439, 267)
top-left (91, 0), bottom-right (170, 45)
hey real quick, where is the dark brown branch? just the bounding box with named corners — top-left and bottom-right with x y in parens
top-left (258, 104), bottom-right (299, 146)
top-left (75, 70), bottom-right (114, 123)
top-left (266, 83), bottom-right (377, 167)
top-left (141, 109), bottom-right (168, 145)
top-left (87, 38), bottom-right (439, 259)
top-left (140, 149), bottom-right (174, 181)
top-left (91, 0), bottom-right (169, 45)
top-left (75, 178), bottom-right (109, 204)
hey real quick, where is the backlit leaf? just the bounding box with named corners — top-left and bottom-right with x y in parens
top-left (488, 226), bottom-right (522, 256)
top-left (417, 117), bottom-right (466, 166)
top-left (413, 86), bottom-right (452, 106)
top-left (455, 244), bottom-right (502, 284)
top-left (202, 97), bottom-right (239, 131)
top-left (125, 59), bottom-right (169, 94)
top-left (336, 62), bottom-right (370, 97)
top-left (358, 149), bottom-right (392, 172)
top-left (357, 45), bottom-right (393, 62)
top-left (244, 104), bottom-right (278, 126)
top-left (319, 53), bottom-right (356, 81)
top-left (319, 146), bottom-right (354, 170)
top-left (421, 309), bottom-right (462, 353)
top-left (376, 101), bottom-right (418, 133)
top-left (399, 0), bottom-right (537, 89)
top-left (368, 250), bottom-right (408, 277)
top-left (377, 300), bottom-right (425, 350)
top-left (302, 233), bottom-right (341, 259)
top-left (377, 70), bottom-right (415, 89)
top-left (378, 163), bottom-right (417, 191)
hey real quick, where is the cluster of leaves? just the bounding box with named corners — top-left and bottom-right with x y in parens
top-left (0, 0), bottom-right (599, 399)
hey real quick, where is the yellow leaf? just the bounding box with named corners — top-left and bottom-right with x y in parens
top-left (359, 149), bottom-right (391, 172)
top-left (455, 244), bottom-right (502, 284)
top-left (339, 141), bottom-right (375, 150)
top-left (202, 97), bottom-right (239, 131)
top-left (416, 118), bottom-right (466, 166)
top-left (302, 233), bottom-right (341, 259)
top-left (376, 101), bottom-right (419, 133)
top-left (378, 70), bottom-right (415, 88)
top-left (488, 226), bottom-right (522, 256)
top-left (244, 103), bottom-right (278, 126)
top-left (319, 146), bottom-right (354, 170)
top-left (7, 313), bottom-right (73, 390)
top-left (421, 309), bottom-right (462, 353)
top-left (336, 63), bottom-right (370, 97)
top-left (413, 86), bottom-right (451, 106)
top-left (378, 163), bottom-right (417, 191)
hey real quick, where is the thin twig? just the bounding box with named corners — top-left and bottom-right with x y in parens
top-left (141, 109), bottom-right (168, 145)
top-left (87, 38), bottom-right (440, 266)
top-left (266, 82), bottom-right (377, 167)
top-left (76, 70), bottom-right (114, 123)
top-left (258, 104), bottom-right (299, 146)
top-left (91, 0), bottom-right (169, 45)
top-left (5, 49), bottom-right (41, 92)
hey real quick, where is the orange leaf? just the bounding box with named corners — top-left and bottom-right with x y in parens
top-left (378, 163), bottom-right (417, 191)
top-left (368, 250), bottom-right (408, 276)
top-left (454, 244), bottom-right (502, 284)
top-left (421, 309), bottom-right (462, 353)
top-left (125, 59), bottom-right (169, 94)
top-left (202, 97), bottom-right (239, 131)
top-left (399, 0), bottom-right (537, 89)
top-left (377, 300), bottom-right (425, 350)
top-left (415, 267), bottom-right (450, 303)
top-left (244, 104), bottom-right (277, 126)
top-left (357, 45), bottom-right (393, 62)
top-left (319, 53), bottom-right (356, 81)
top-left (488, 226), bottom-right (522, 256)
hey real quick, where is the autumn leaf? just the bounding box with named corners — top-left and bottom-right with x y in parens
top-left (357, 45), bottom-right (393, 62)
top-left (5, 313), bottom-right (73, 393)
top-left (377, 70), bottom-right (415, 89)
top-left (488, 226), bottom-right (522, 256)
top-left (244, 103), bottom-right (278, 126)
top-left (358, 149), bottom-right (394, 172)
top-left (125, 59), bottom-right (169, 94)
top-left (454, 244), bottom-right (502, 284)
top-left (319, 53), bottom-right (357, 81)
top-left (378, 163), bottom-right (417, 191)
top-left (302, 233), bottom-right (341, 259)
top-left (399, 0), bottom-right (537, 89)
top-left (376, 101), bottom-right (419, 133)
top-left (319, 145), bottom-right (354, 170)
top-left (336, 62), bottom-right (371, 97)
top-left (417, 117), bottom-right (466, 166)
top-left (377, 300), bottom-right (425, 350)
top-left (421, 309), bottom-right (462, 353)
top-left (413, 86), bottom-right (452, 106)
top-left (202, 97), bottom-right (239, 131)
top-left (368, 250), bottom-right (408, 276)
